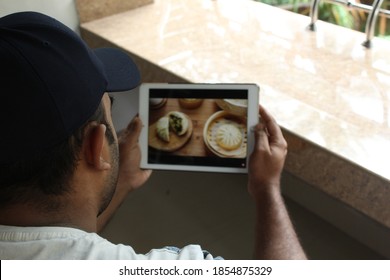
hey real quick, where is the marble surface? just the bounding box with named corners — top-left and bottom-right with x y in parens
top-left (81, 0), bottom-right (390, 228)
top-left (75, 0), bottom-right (153, 23)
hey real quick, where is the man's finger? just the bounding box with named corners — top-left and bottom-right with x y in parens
top-left (120, 116), bottom-right (142, 145)
top-left (252, 122), bottom-right (270, 152)
top-left (259, 105), bottom-right (284, 145)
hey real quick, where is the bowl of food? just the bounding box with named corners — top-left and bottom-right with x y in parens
top-left (178, 98), bottom-right (203, 109)
top-left (203, 111), bottom-right (247, 158)
top-left (149, 98), bottom-right (167, 109)
top-left (215, 99), bottom-right (248, 116)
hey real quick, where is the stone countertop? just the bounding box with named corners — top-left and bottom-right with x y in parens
top-left (75, 0), bottom-right (153, 23)
top-left (80, 0), bottom-right (390, 229)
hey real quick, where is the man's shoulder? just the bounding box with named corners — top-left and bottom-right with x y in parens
top-left (0, 225), bottom-right (133, 259)
top-left (0, 225), bottom-right (219, 260)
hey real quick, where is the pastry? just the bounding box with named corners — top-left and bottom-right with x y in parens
top-left (178, 98), bottom-right (203, 109)
top-left (168, 111), bottom-right (188, 136)
top-left (156, 116), bottom-right (170, 142)
top-left (216, 123), bottom-right (242, 151)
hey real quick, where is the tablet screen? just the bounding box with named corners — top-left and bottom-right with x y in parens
top-left (139, 84), bottom-right (259, 173)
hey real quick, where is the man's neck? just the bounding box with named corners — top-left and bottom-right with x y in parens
top-left (0, 201), bottom-right (98, 232)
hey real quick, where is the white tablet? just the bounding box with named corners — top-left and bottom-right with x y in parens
top-left (139, 83), bottom-right (259, 173)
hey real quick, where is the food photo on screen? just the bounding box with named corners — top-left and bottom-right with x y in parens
top-left (147, 90), bottom-right (249, 168)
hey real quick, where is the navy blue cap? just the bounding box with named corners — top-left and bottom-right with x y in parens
top-left (0, 12), bottom-right (141, 163)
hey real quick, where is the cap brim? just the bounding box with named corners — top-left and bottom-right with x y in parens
top-left (94, 48), bottom-right (141, 92)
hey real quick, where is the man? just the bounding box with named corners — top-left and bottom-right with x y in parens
top-left (0, 12), bottom-right (306, 259)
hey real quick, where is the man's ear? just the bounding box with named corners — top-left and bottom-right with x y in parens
top-left (84, 123), bottom-right (111, 170)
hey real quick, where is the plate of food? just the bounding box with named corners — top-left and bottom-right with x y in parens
top-left (148, 111), bottom-right (193, 152)
top-left (203, 111), bottom-right (247, 158)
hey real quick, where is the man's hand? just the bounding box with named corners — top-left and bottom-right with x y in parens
top-left (117, 115), bottom-right (152, 191)
top-left (97, 116), bottom-right (151, 232)
top-left (248, 105), bottom-right (287, 199)
top-left (247, 106), bottom-right (306, 259)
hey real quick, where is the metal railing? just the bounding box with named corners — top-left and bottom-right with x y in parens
top-left (308, 0), bottom-right (389, 48)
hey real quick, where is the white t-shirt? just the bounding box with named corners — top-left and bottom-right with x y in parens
top-left (0, 225), bottom-right (219, 260)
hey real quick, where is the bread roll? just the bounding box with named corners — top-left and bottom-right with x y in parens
top-left (168, 111), bottom-right (189, 136)
top-left (156, 116), bottom-right (170, 142)
top-left (216, 124), bottom-right (242, 150)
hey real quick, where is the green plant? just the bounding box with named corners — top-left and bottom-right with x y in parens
top-left (254, 0), bottom-right (390, 38)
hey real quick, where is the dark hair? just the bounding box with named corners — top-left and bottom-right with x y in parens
top-left (0, 100), bottom-right (115, 210)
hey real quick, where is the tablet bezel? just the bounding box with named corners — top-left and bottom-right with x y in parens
top-left (139, 83), bottom-right (259, 173)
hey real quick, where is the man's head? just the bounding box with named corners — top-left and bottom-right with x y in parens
top-left (0, 12), bottom-right (140, 215)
